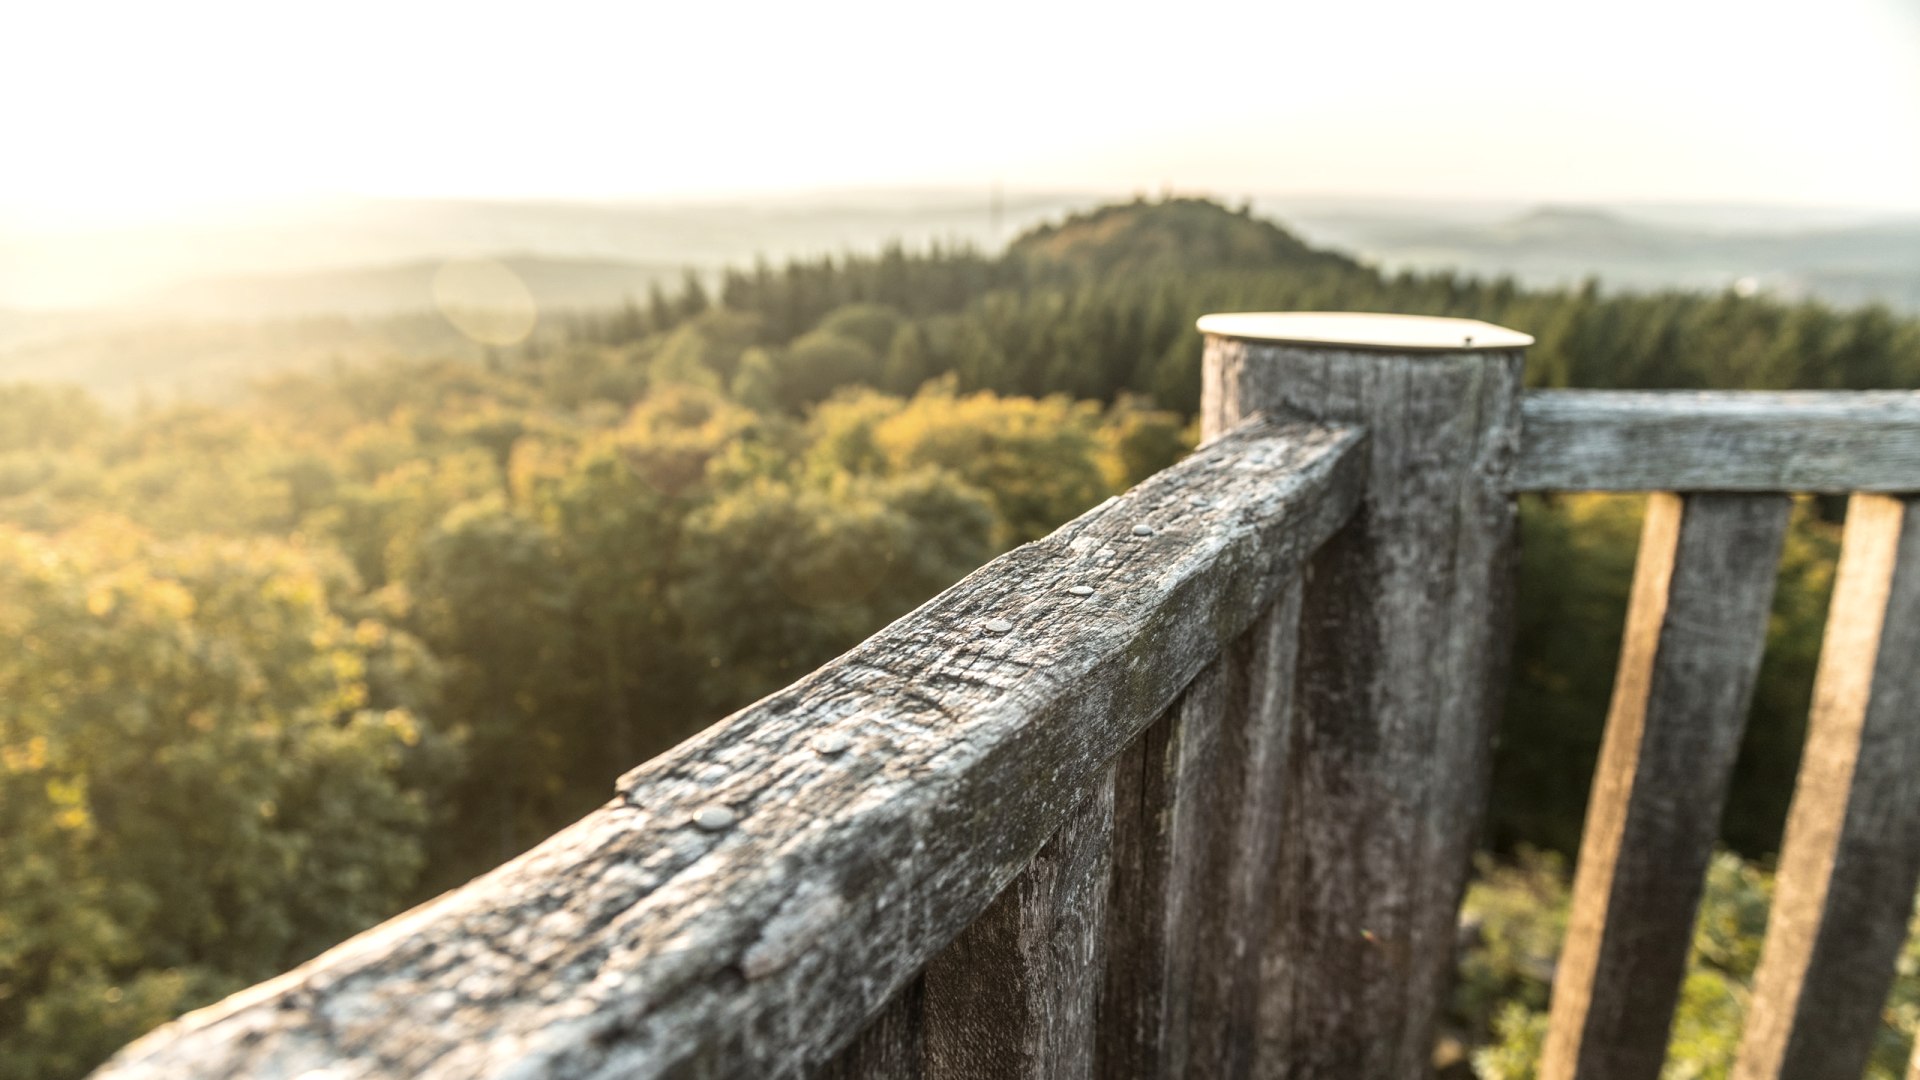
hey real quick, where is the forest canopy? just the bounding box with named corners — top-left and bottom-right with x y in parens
top-left (6, 196), bottom-right (1920, 1079)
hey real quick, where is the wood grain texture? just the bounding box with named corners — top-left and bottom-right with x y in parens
top-left (1516, 390), bottom-right (1920, 493)
top-left (921, 772), bottom-right (1114, 1079)
top-left (816, 977), bottom-right (925, 1080)
top-left (1098, 583), bottom-right (1303, 1078)
top-left (93, 416), bottom-right (1365, 1080)
top-left (1203, 334), bottom-right (1525, 1079)
top-left (1734, 495), bottom-right (1920, 1080)
top-left (1541, 493), bottom-right (1792, 1080)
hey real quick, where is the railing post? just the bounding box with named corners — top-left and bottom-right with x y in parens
top-left (1199, 312), bottom-right (1530, 1078)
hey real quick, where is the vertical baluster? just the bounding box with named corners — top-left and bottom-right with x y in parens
top-left (1734, 494), bottom-right (1920, 1080)
top-left (1541, 492), bottom-right (1791, 1080)
top-left (919, 773), bottom-right (1115, 1079)
top-left (816, 776), bottom-right (1115, 1080)
top-left (817, 977), bottom-right (926, 1080)
top-left (1098, 584), bottom-right (1304, 1077)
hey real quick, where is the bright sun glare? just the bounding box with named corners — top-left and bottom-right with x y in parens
top-left (4, 0), bottom-right (1919, 228)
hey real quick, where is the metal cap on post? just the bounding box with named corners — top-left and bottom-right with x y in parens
top-left (1199, 312), bottom-right (1529, 1078)
top-left (1200, 312), bottom-right (1533, 442)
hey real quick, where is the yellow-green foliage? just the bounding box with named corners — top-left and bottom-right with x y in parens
top-left (0, 521), bottom-right (444, 1079)
top-left (1495, 494), bottom-right (1841, 857)
top-left (0, 342), bottom-right (1186, 1079)
top-left (1460, 853), bottom-right (1920, 1079)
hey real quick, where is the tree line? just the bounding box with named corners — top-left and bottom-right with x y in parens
top-left (5, 196), bottom-right (1918, 1078)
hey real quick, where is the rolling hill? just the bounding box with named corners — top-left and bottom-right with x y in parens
top-left (1292, 204), bottom-right (1920, 308)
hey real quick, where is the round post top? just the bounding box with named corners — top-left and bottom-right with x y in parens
top-left (1197, 312), bottom-right (1533, 352)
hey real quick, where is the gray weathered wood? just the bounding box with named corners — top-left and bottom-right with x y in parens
top-left (820, 771), bottom-right (1115, 1080)
top-left (1540, 492), bottom-right (1792, 1080)
top-left (816, 978), bottom-right (925, 1080)
top-left (94, 416), bottom-right (1366, 1080)
top-left (1516, 390), bottom-right (1920, 493)
top-left (1100, 700), bottom-right (1181, 1079)
top-left (1734, 494), bottom-right (1920, 1080)
top-left (1203, 327), bottom-right (1524, 1079)
top-left (920, 772), bottom-right (1113, 1079)
top-left (1098, 582), bottom-right (1303, 1078)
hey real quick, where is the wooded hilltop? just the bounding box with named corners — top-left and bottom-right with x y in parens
top-left (6, 197), bottom-right (1919, 1079)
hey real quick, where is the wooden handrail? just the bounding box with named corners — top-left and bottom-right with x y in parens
top-left (1516, 390), bottom-right (1920, 493)
top-left (95, 416), bottom-right (1366, 1080)
top-left (1523, 429), bottom-right (1920, 1080)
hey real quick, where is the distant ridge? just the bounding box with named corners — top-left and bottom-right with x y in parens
top-left (1311, 204), bottom-right (1920, 308)
top-left (134, 255), bottom-right (687, 320)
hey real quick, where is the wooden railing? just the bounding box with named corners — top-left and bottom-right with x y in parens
top-left (96, 314), bottom-right (1920, 1080)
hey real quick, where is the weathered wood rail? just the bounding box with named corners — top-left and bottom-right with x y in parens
top-left (97, 314), bottom-right (1920, 1079)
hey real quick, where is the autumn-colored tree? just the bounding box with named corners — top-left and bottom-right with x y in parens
top-left (0, 521), bottom-right (445, 1079)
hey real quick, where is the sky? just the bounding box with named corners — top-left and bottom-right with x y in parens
top-left (4, 0), bottom-right (1920, 226)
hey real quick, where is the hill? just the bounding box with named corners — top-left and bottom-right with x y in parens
top-left (1307, 204), bottom-right (1920, 309)
top-left (1008, 196), bottom-right (1360, 277)
top-left (10, 192), bottom-right (1916, 317)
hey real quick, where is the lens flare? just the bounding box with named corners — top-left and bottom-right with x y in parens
top-left (431, 257), bottom-right (538, 346)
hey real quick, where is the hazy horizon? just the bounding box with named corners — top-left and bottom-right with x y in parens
top-left (6, 187), bottom-right (1917, 312)
top-left (9, 0), bottom-right (1920, 388)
